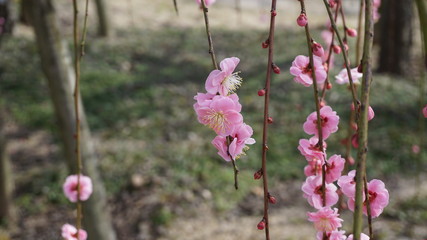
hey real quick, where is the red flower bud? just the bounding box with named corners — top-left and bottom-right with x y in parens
top-left (258, 89), bottom-right (266, 96)
top-left (254, 169), bottom-right (263, 180)
top-left (267, 117), bottom-right (273, 124)
top-left (319, 100), bottom-right (326, 108)
top-left (262, 41), bottom-right (269, 49)
top-left (346, 28), bottom-right (357, 37)
top-left (297, 13), bottom-right (308, 27)
top-left (326, 82), bottom-right (332, 89)
top-left (333, 45), bottom-right (341, 54)
top-left (268, 194), bottom-right (277, 204)
top-left (351, 134), bottom-right (359, 148)
top-left (347, 156), bottom-right (355, 165)
top-left (271, 10), bottom-right (277, 16)
top-left (312, 42), bottom-right (325, 58)
top-left (329, 0), bottom-right (336, 7)
top-left (272, 64), bottom-right (281, 74)
top-left (257, 220), bottom-right (265, 230)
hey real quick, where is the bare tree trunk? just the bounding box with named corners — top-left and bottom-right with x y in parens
top-left (23, 1), bottom-right (116, 239)
top-left (95, 0), bottom-right (109, 36)
top-left (0, 108), bottom-right (13, 226)
top-left (377, 0), bottom-right (414, 75)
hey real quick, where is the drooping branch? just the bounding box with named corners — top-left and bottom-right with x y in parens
top-left (200, 0), bottom-right (218, 70)
top-left (80, 0), bottom-right (90, 57)
top-left (259, 1), bottom-right (278, 239)
top-left (353, 0), bottom-right (374, 239)
top-left (322, 0), bottom-right (360, 111)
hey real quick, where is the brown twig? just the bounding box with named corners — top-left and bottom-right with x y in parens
top-left (72, 0), bottom-right (83, 237)
top-left (353, 0), bottom-right (374, 239)
top-left (173, 0), bottom-right (179, 16)
top-left (260, 1), bottom-right (278, 239)
top-left (322, 0), bottom-right (360, 111)
top-left (200, 0), bottom-right (218, 70)
top-left (226, 136), bottom-right (239, 190)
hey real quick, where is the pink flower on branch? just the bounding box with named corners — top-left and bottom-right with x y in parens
top-left (337, 170), bottom-right (356, 198)
top-left (63, 175), bottom-right (93, 203)
top-left (307, 207), bottom-right (343, 232)
top-left (211, 123), bottom-right (255, 161)
top-left (347, 233), bottom-right (370, 240)
top-left (195, 94), bottom-right (243, 136)
top-left (303, 106), bottom-right (339, 140)
top-left (61, 224), bottom-right (88, 240)
top-left (325, 154), bottom-right (345, 183)
top-left (196, 0), bottom-right (216, 7)
top-left (316, 230), bottom-right (347, 240)
top-left (347, 179), bottom-right (389, 218)
top-left (290, 55), bottom-right (327, 87)
top-left (335, 68), bottom-right (363, 85)
top-left (205, 57), bottom-right (242, 96)
top-left (298, 137), bottom-right (326, 162)
top-left (302, 175), bottom-right (339, 209)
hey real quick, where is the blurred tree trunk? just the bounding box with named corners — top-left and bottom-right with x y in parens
top-left (95, 0), bottom-right (109, 36)
top-left (377, 0), bottom-right (414, 76)
top-left (0, 108), bottom-right (14, 226)
top-left (22, 1), bottom-right (117, 240)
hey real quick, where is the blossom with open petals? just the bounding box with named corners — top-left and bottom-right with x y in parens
top-left (335, 68), bottom-right (362, 85)
top-left (347, 179), bottom-right (389, 218)
top-left (195, 94), bottom-right (243, 136)
top-left (205, 57), bottom-right (242, 96)
top-left (211, 123), bottom-right (255, 161)
top-left (303, 106), bottom-right (339, 139)
top-left (61, 224), bottom-right (87, 240)
top-left (302, 175), bottom-right (339, 209)
top-left (307, 207), bottom-right (343, 232)
top-left (290, 55), bottom-right (327, 87)
top-left (337, 170), bottom-right (356, 198)
top-left (316, 230), bottom-right (347, 240)
top-left (347, 233), bottom-right (370, 240)
top-left (298, 137), bottom-right (326, 162)
top-left (325, 155), bottom-right (345, 183)
top-left (63, 175), bottom-right (93, 203)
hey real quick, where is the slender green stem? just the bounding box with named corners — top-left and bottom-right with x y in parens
top-left (72, 0), bottom-right (83, 237)
top-left (200, 0), bottom-right (218, 70)
top-left (353, 0), bottom-right (374, 239)
top-left (260, 1), bottom-right (278, 239)
top-left (355, 0), bottom-right (364, 65)
top-left (80, 0), bottom-right (90, 58)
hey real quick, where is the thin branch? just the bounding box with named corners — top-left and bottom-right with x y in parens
top-left (363, 176), bottom-right (373, 239)
top-left (80, 0), bottom-right (90, 58)
top-left (355, 0), bottom-right (364, 65)
top-left (173, 0), bottom-right (179, 16)
top-left (353, 0), bottom-right (374, 239)
top-left (72, 0), bottom-right (83, 236)
top-left (226, 136), bottom-right (239, 189)
top-left (260, 1), bottom-right (278, 239)
top-left (322, 0), bottom-right (360, 111)
top-left (200, 0), bottom-right (218, 70)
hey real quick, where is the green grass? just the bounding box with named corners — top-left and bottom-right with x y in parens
top-left (0, 25), bottom-right (425, 212)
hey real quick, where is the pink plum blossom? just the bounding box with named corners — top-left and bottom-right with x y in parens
top-left (337, 170), bottom-right (356, 198)
top-left (347, 233), bottom-right (370, 240)
top-left (290, 55), bottom-right (327, 87)
top-left (193, 92), bottom-right (216, 112)
top-left (316, 230), bottom-right (347, 240)
top-left (63, 175), bottom-right (93, 203)
top-left (205, 57), bottom-right (242, 96)
top-left (61, 224), bottom-right (88, 240)
top-left (346, 28), bottom-right (357, 37)
top-left (195, 94), bottom-right (243, 136)
top-left (211, 123), bottom-right (255, 161)
top-left (196, 0), bottom-right (216, 7)
top-left (298, 137), bottom-right (326, 162)
top-left (297, 13), bottom-right (308, 27)
top-left (302, 175), bottom-right (339, 209)
top-left (423, 104), bottom-right (427, 118)
top-left (335, 68), bottom-right (363, 85)
top-left (348, 179), bottom-right (389, 218)
top-left (304, 160), bottom-right (322, 177)
top-left (325, 155), bottom-right (345, 183)
top-left (307, 207), bottom-right (343, 232)
top-left (303, 106), bottom-right (339, 139)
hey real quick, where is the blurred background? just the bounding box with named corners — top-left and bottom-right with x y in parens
top-left (0, 0), bottom-right (426, 239)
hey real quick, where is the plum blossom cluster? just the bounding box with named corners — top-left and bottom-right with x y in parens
top-left (61, 175), bottom-right (93, 240)
top-left (194, 57), bottom-right (255, 162)
top-left (291, 4), bottom-right (389, 238)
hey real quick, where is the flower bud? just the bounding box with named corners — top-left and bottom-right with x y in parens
top-left (262, 41), bottom-right (269, 49)
top-left (272, 64), bottom-right (281, 74)
top-left (271, 10), bottom-right (277, 16)
top-left (357, 63), bottom-right (363, 73)
top-left (346, 28), bottom-right (357, 37)
top-left (254, 169), bottom-right (263, 180)
top-left (268, 194), bottom-right (277, 204)
top-left (329, 0), bottom-right (336, 7)
top-left (297, 13), bottom-right (308, 27)
top-left (319, 100), bottom-right (326, 108)
top-left (257, 220), bottom-right (266, 230)
top-left (312, 42), bottom-right (325, 58)
top-left (351, 122), bottom-right (358, 131)
top-left (412, 144), bottom-right (420, 154)
top-left (347, 156), bottom-right (355, 165)
top-left (344, 43), bottom-right (349, 51)
top-left (351, 134), bottom-right (359, 148)
top-left (267, 117), bottom-right (273, 124)
top-left (326, 82), bottom-right (332, 89)
top-left (333, 45), bottom-right (341, 54)
top-left (258, 89), bottom-right (266, 96)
